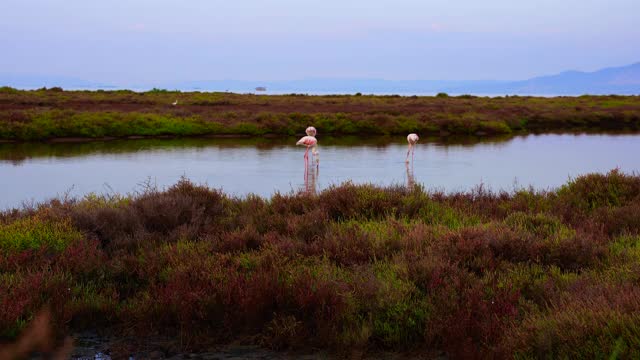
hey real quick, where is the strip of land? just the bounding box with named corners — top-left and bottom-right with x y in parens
top-left (1, 170), bottom-right (640, 357)
top-left (1, 87), bottom-right (639, 141)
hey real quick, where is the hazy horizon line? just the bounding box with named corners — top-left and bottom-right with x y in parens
top-left (2, 60), bottom-right (639, 86)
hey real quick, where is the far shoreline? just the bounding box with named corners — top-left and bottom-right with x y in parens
top-left (2, 128), bottom-right (640, 145)
top-left (1, 88), bottom-right (639, 142)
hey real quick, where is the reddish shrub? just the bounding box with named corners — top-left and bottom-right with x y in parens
top-left (1, 173), bottom-right (640, 355)
top-left (436, 226), bottom-right (542, 273)
top-left (596, 202), bottom-right (640, 236)
top-left (290, 271), bottom-right (352, 338)
top-left (503, 283), bottom-right (640, 358)
top-left (0, 273), bottom-right (44, 335)
top-left (540, 230), bottom-right (607, 271)
top-left (212, 225), bottom-right (263, 252)
top-left (307, 225), bottom-right (376, 266)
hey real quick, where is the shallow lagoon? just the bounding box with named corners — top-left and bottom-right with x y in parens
top-left (1, 133), bottom-right (639, 210)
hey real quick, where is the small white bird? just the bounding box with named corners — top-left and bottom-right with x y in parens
top-left (172, 100), bottom-right (178, 106)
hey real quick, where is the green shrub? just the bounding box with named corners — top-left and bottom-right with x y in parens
top-left (0, 216), bottom-right (83, 252)
top-left (557, 169), bottom-right (640, 212)
top-left (147, 88), bottom-right (170, 93)
top-left (0, 86), bottom-right (19, 94)
top-left (504, 212), bottom-right (567, 239)
top-left (477, 120), bottom-right (512, 134)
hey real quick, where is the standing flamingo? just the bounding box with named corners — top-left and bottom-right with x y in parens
top-left (296, 135), bottom-right (318, 161)
top-left (406, 133), bottom-right (419, 162)
top-left (304, 127), bottom-right (318, 160)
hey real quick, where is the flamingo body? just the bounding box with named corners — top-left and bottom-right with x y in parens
top-left (305, 126), bottom-right (317, 136)
top-left (406, 133), bottom-right (419, 162)
top-left (296, 135), bottom-right (318, 160)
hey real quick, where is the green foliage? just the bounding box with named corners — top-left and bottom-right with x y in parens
top-left (477, 120), bottom-right (512, 134)
top-left (511, 296), bottom-right (640, 359)
top-left (147, 88), bottom-right (171, 93)
top-left (0, 216), bottom-right (83, 252)
top-left (370, 262), bottom-right (429, 347)
top-left (505, 212), bottom-right (565, 238)
top-left (0, 86), bottom-right (19, 94)
top-left (608, 234), bottom-right (640, 263)
top-left (558, 169), bottom-right (640, 212)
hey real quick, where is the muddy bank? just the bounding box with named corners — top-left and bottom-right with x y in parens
top-left (69, 332), bottom-right (438, 359)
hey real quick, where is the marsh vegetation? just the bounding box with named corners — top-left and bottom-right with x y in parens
top-left (2, 170), bottom-right (640, 358)
top-left (1, 88), bottom-right (639, 141)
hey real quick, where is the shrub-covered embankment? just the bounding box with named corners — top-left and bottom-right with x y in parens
top-left (1, 87), bottom-right (639, 140)
top-left (2, 170), bottom-right (640, 357)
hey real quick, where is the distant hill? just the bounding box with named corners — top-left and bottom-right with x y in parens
top-left (2, 62), bottom-right (639, 95)
top-left (470, 62), bottom-right (640, 95)
top-left (167, 63), bottom-right (640, 95)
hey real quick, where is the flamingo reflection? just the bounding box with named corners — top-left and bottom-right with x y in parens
top-left (405, 161), bottom-right (416, 189)
top-left (303, 160), bottom-right (319, 194)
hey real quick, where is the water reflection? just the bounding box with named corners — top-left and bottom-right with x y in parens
top-left (0, 135), bottom-right (518, 165)
top-left (405, 162), bottom-right (416, 188)
top-left (2, 132), bottom-right (640, 210)
top-left (303, 160), bottom-right (319, 194)
top-left (2, 131), bottom-right (635, 165)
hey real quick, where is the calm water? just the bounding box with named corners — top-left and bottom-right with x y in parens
top-left (1, 133), bottom-right (639, 210)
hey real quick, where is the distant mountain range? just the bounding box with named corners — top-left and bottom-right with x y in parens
top-left (2, 62), bottom-right (640, 95)
top-left (464, 62), bottom-right (640, 95)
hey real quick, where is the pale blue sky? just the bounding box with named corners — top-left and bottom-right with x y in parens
top-left (1, 0), bottom-right (639, 84)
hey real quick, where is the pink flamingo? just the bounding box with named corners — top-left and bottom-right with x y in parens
top-left (296, 135), bottom-right (318, 161)
top-left (406, 133), bottom-right (419, 162)
top-left (305, 127), bottom-right (318, 160)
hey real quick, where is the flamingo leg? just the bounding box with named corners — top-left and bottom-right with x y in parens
top-left (406, 144), bottom-right (412, 162)
top-left (412, 144), bottom-right (415, 162)
top-left (304, 161), bottom-right (309, 186)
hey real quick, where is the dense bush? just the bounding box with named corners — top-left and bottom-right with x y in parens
top-left (1, 171), bottom-right (640, 358)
